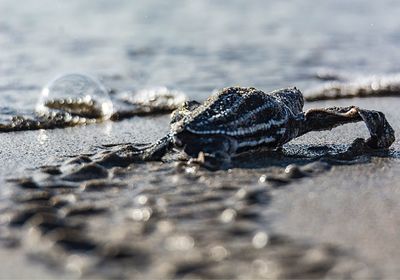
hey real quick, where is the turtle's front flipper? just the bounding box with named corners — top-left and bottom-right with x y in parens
top-left (301, 106), bottom-right (395, 149)
top-left (139, 134), bottom-right (174, 161)
top-left (95, 134), bottom-right (173, 167)
top-left (181, 135), bottom-right (238, 170)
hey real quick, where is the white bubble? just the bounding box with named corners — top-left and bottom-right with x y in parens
top-left (36, 73), bottom-right (113, 119)
top-left (122, 86), bottom-right (187, 108)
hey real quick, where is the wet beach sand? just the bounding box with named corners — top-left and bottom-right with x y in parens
top-left (0, 96), bottom-right (399, 279)
top-left (1, 0), bottom-right (400, 278)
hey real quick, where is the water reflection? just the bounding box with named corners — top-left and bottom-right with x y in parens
top-left (37, 129), bottom-right (48, 145)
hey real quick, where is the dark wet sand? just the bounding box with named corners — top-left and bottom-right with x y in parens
top-left (267, 97), bottom-right (400, 277)
top-left (0, 117), bottom-right (169, 278)
top-left (0, 96), bottom-right (398, 278)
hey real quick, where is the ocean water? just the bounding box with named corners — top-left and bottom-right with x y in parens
top-left (1, 0), bottom-right (400, 114)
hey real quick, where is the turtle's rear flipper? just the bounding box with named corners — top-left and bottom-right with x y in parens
top-left (303, 106), bottom-right (395, 149)
top-left (357, 109), bottom-right (395, 149)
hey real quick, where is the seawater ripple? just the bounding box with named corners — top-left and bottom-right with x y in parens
top-left (0, 86), bottom-right (187, 132)
top-left (1, 73), bottom-right (400, 133)
top-left (305, 74), bottom-right (400, 101)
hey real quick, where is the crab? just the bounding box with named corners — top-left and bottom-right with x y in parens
top-left (120, 86), bottom-right (395, 168)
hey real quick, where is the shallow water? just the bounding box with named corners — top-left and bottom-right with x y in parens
top-left (2, 0), bottom-right (400, 131)
top-left (1, 0), bottom-right (400, 278)
top-left (1, 0), bottom-right (400, 112)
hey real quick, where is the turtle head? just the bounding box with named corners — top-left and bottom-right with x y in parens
top-left (272, 87), bottom-right (304, 114)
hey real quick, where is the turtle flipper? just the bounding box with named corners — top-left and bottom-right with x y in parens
top-left (302, 106), bottom-right (395, 149)
top-left (94, 134), bottom-right (173, 167)
top-left (138, 134), bottom-right (174, 161)
top-left (356, 109), bottom-right (395, 149)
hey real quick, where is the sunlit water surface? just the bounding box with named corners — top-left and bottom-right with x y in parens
top-left (1, 0), bottom-right (400, 118)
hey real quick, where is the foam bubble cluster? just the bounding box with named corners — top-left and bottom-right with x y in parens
top-left (36, 73), bottom-right (113, 120)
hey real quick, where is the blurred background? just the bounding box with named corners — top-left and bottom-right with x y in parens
top-left (1, 0), bottom-right (400, 109)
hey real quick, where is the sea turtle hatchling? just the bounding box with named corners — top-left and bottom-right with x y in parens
top-left (114, 86), bottom-right (395, 168)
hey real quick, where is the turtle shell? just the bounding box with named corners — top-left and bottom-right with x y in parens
top-left (171, 87), bottom-right (304, 149)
